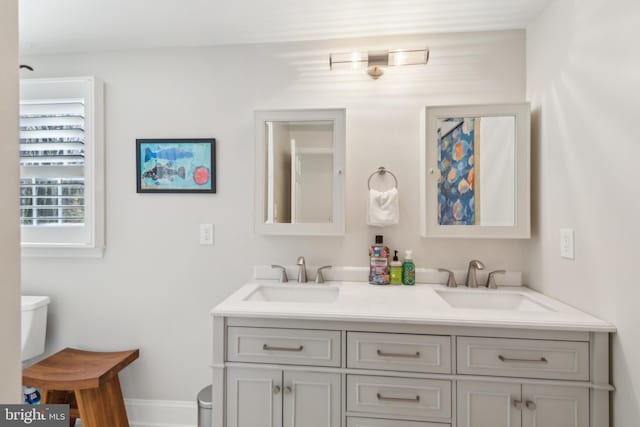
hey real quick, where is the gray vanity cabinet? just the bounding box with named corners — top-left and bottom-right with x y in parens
top-left (521, 384), bottom-right (589, 427)
top-left (283, 371), bottom-right (341, 427)
top-left (457, 381), bottom-right (522, 427)
top-left (457, 381), bottom-right (588, 427)
top-left (213, 319), bottom-right (610, 427)
top-left (456, 335), bottom-right (591, 427)
top-left (226, 367), bottom-right (340, 427)
top-left (226, 367), bottom-right (282, 427)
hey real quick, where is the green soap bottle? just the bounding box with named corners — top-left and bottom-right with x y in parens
top-left (390, 250), bottom-right (403, 285)
top-left (402, 250), bottom-right (416, 286)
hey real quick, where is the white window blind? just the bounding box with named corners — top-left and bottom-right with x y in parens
top-left (20, 77), bottom-right (104, 256)
top-left (20, 99), bottom-right (86, 226)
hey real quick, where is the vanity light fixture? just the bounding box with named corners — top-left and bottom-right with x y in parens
top-left (329, 48), bottom-right (429, 79)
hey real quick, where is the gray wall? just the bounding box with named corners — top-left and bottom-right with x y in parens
top-left (0, 0), bottom-right (22, 403)
top-left (527, 0), bottom-right (640, 424)
top-left (21, 30), bottom-right (527, 401)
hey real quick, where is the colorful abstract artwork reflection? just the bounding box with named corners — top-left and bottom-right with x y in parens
top-left (437, 118), bottom-right (477, 225)
top-left (136, 139), bottom-right (216, 193)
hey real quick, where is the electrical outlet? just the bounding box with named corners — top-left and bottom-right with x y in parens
top-left (560, 228), bottom-right (575, 259)
top-left (200, 224), bottom-right (214, 245)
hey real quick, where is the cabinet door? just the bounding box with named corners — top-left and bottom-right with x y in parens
top-left (522, 384), bottom-right (588, 427)
top-left (457, 381), bottom-right (522, 427)
top-left (283, 371), bottom-right (341, 427)
top-left (227, 367), bottom-right (283, 427)
top-left (347, 418), bottom-right (448, 427)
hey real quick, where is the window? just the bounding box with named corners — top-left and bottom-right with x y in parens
top-left (19, 77), bottom-right (104, 256)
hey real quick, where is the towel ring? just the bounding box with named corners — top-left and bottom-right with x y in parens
top-left (368, 166), bottom-right (398, 190)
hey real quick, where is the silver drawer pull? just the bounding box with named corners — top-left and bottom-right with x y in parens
top-left (263, 344), bottom-right (304, 352)
top-left (526, 400), bottom-right (537, 410)
top-left (376, 393), bottom-right (420, 403)
top-left (513, 399), bottom-right (523, 409)
top-left (377, 349), bottom-right (420, 358)
top-left (499, 355), bottom-right (548, 364)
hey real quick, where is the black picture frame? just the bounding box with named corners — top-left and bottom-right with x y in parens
top-left (136, 138), bottom-right (216, 193)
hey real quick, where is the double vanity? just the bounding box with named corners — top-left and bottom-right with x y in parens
top-left (211, 269), bottom-right (615, 427)
top-left (210, 102), bottom-right (613, 427)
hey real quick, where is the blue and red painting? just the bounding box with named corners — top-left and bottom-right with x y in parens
top-left (136, 139), bottom-right (216, 193)
top-left (437, 118), bottom-right (476, 225)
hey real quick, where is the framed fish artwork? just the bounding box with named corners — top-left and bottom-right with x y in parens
top-left (136, 139), bottom-right (216, 193)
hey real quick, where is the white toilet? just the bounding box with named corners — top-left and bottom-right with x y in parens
top-left (21, 296), bottom-right (50, 363)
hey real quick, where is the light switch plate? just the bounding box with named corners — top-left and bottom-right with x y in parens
top-left (200, 224), bottom-right (214, 245)
top-left (560, 228), bottom-right (575, 259)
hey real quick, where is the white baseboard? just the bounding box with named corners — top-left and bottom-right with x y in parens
top-left (65, 398), bottom-right (198, 427)
top-left (125, 399), bottom-right (198, 427)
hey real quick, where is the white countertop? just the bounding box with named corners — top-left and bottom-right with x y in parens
top-left (212, 281), bottom-right (616, 333)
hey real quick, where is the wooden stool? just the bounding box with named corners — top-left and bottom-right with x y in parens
top-left (23, 348), bottom-right (139, 427)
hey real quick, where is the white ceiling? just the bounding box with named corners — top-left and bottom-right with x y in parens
top-left (19, 0), bottom-right (551, 55)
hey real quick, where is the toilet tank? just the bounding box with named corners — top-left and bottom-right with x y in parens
top-left (21, 296), bottom-right (50, 362)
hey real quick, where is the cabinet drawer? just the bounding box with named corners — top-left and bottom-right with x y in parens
top-left (347, 332), bottom-right (451, 374)
top-left (227, 327), bottom-right (341, 367)
top-left (347, 375), bottom-right (451, 420)
top-left (457, 337), bottom-right (589, 380)
top-left (347, 417), bottom-right (449, 427)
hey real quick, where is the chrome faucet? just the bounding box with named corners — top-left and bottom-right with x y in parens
top-left (438, 268), bottom-right (457, 288)
top-left (486, 270), bottom-right (506, 289)
top-left (316, 266), bottom-right (332, 284)
top-left (271, 265), bottom-right (288, 283)
top-left (296, 256), bottom-right (308, 283)
top-left (465, 260), bottom-right (485, 288)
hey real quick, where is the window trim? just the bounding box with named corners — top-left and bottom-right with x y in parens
top-left (20, 76), bottom-right (105, 257)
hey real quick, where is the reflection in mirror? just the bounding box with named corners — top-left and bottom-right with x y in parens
top-left (436, 116), bottom-right (515, 226)
top-left (264, 121), bottom-right (334, 224)
top-left (255, 109), bottom-right (345, 236)
top-left (422, 103), bottom-right (530, 239)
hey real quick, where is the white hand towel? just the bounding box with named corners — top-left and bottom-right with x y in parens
top-left (367, 188), bottom-right (399, 227)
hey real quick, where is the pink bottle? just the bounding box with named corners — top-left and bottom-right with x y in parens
top-left (369, 235), bottom-right (390, 285)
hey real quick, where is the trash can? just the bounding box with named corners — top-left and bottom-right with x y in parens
top-left (197, 385), bottom-right (212, 427)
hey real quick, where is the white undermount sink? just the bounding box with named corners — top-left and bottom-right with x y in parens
top-left (244, 284), bottom-right (340, 303)
top-left (435, 289), bottom-right (553, 312)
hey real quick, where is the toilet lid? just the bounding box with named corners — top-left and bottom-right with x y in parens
top-left (21, 296), bottom-right (50, 311)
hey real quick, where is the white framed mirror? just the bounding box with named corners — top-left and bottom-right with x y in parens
top-left (255, 109), bottom-right (346, 236)
top-left (420, 103), bottom-right (530, 239)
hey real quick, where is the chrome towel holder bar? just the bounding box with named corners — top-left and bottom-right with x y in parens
top-left (367, 166), bottom-right (398, 190)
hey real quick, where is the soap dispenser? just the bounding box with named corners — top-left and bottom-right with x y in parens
top-left (402, 250), bottom-right (416, 286)
top-left (390, 250), bottom-right (403, 285)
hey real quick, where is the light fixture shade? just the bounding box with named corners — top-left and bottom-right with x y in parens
top-left (329, 47), bottom-right (429, 78)
top-left (388, 48), bottom-right (429, 67)
top-left (329, 51), bottom-right (368, 70)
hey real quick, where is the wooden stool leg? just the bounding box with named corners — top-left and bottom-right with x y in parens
top-left (103, 375), bottom-right (129, 427)
top-left (75, 386), bottom-right (109, 427)
top-left (41, 390), bottom-right (76, 427)
top-left (75, 376), bottom-right (129, 427)
top-left (69, 392), bottom-right (78, 427)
